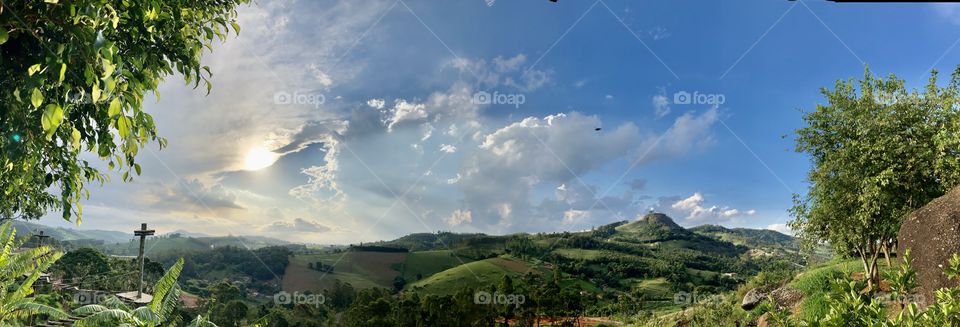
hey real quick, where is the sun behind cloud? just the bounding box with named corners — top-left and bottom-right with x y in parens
top-left (243, 147), bottom-right (279, 171)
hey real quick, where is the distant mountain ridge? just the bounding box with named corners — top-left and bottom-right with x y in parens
top-left (10, 220), bottom-right (132, 244)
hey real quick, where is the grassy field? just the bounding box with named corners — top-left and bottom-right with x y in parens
top-left (281, 251), bottom-right (407, 292)
top-left (632, 277), bottom-right (674, 299)
top-left (787, 259), bottom-right (870, 321)
top-left (398, 250), bottom-right (471, 282)
top-left (407, 256), bottom-right (545, 295)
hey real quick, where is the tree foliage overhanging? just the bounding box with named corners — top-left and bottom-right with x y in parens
top-left (0, 0), bottom-right (249, 222)
top-left (790, 67), bottom-right (960, 287)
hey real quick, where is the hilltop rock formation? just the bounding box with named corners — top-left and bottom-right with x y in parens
top-left (897, 187), bottom-right (960, 303)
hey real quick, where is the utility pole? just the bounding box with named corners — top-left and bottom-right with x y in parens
top-left (134, 223), bottom-right (155, 299)
top-left (35, 230), bottom-right (49, 247)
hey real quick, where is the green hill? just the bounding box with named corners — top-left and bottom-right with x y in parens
top-left (408, 256), bottom-right (549, 295)
top-left (690, 224), bottom-right (797, 250)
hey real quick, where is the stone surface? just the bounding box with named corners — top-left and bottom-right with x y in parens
top-left (741, 287), bottom-right (767, 310)
top-left (897, 187), bottom-right (960, 304)
top-left (769, 287), bottom-right (804, 310)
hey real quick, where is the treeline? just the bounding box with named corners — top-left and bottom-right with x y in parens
top-left (154, 245), bottom-right (291, 289)
top-left (260, 275), bottom-right (600, 326)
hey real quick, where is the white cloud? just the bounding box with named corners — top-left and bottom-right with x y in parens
top-left (440, 144), bottom-right (457, 153)
top-left (767, 223), bottom-right (793, 235)
top-left (668, 192), bottom-right (755, 222)
top-left (446, 173), bottom-right (462, 184)
top-left (652, 87), bottom-right (671, 118)
top-left (386, 99), bottom-right (429, 131)
top-left (446, 209), bottom-right (473, 226)
top-left (366, 98), bottom-right (385, 109)
top-left (563, 209), bottom-right (591, 223)
top-left (457, 109), bottom-right (717, 230)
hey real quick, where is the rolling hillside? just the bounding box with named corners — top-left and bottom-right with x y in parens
top-left (279, 212), bottom-right (803, 315)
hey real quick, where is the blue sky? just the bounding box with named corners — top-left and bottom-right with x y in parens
top-left (39, 0), bottom-right (960, 244)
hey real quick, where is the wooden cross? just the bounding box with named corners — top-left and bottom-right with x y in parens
top-left (134, 223), bottom-right (155, 299)
top-left (35, 230), bottom-right (50, 247)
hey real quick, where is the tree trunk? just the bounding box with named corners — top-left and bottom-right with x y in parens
top-left (858, 246), bottom-right (872, 289)
top-left (882, 240), bottom-right (892, 267)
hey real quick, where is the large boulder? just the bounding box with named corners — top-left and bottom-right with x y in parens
top-left (897, 187), bottom-right (960, 304)
top-left (741, 287), bottom-right (767, 310)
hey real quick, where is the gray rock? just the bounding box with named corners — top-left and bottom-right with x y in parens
top-left (741, 287), bottom-right (767, 310)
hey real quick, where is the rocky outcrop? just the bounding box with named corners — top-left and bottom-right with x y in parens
top-left (741, 288), bottom-right (767, 310)
top-left (769, 287), bottom-right (804, 310)
top-left (897, 187), bottom-right (960, 303)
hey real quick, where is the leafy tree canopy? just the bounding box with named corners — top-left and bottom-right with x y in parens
top-left (0, 0), bottom-right (249, 222)
top-left (791, 67), bottom-right (960, 286)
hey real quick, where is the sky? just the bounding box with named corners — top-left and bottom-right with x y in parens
top-left (36, 0), bottom-right (960, 244)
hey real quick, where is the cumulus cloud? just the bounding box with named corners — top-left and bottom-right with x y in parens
top-left (455, 109), bottom-right (718, 230)
top-left (440, 144), bottom-right (457, 153)
top-left (767, 223), bottom-right (793, 235)
top-left (153, 179), bottom-right (244, 211)
top-left (386, 100), bottom-right (429, 131)
top-left (563, 209), bottom-right (591, 223)
top-left (446, 209), bottom-right (473, 226)
top-left (366, 98), bottom-right (385, 109)
top-left (667, 192), bottom-right (755, 222)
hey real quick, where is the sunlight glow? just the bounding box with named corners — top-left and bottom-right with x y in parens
top-left (243, 147), bottom-right (278, 171)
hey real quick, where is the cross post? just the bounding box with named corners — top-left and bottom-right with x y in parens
top-left (134, 223), bottom-right (155, 299)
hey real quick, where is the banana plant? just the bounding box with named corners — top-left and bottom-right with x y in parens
top-left (74, 258), bottom-right (217, 326)
top-left (0, 222), bottom-right (68, 325)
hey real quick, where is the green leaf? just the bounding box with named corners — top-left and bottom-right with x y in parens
top-left (72, 128), bottom-right (82, 151)
top-left (41, 104), bottom-right (64, 133)
top-left (134, 163), bottom-right (141, 176)
top-left (117, 116), bottom-right (131, 139)
top-left (0, 29), bottom-right (8, 45)
top-left (92, 83), bottom-right (101, 102)
top-left (102, 58), bottom-right (115, 77)
top-left (31, 88), bottom-right (44, 108)
top-left (28, 64), bottom-right (41, 76)
top-left (230, 21), bottom-right (241, 35)
top-left (108, 98), bottom-right (121, 117)
top-left (59, 63), bottom-right (67, 83)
